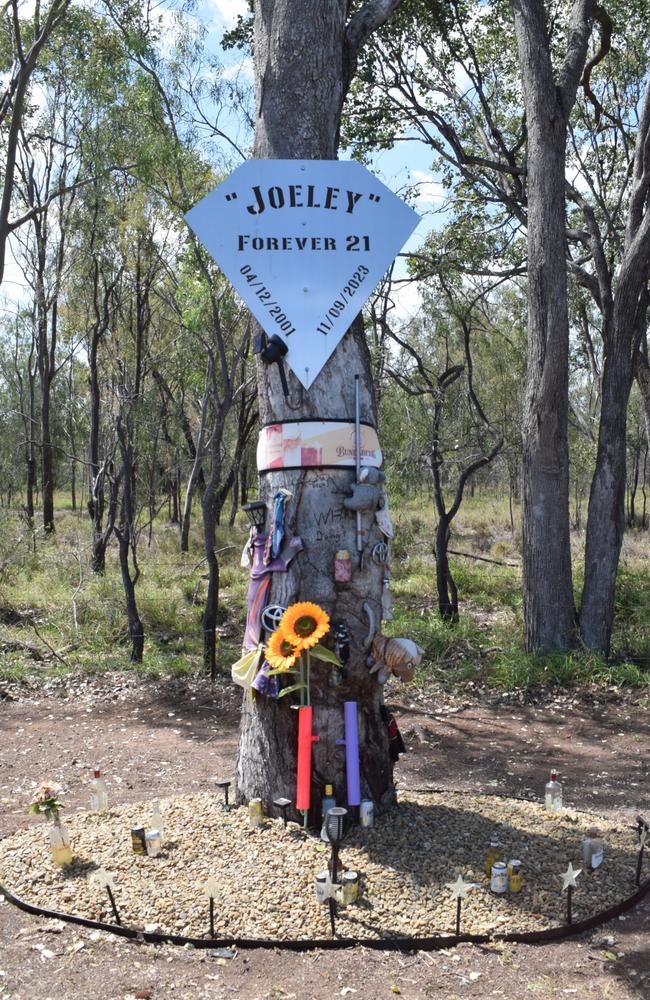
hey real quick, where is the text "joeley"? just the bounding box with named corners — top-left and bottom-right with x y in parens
top-left (245, 184), bottom-right (364, 216)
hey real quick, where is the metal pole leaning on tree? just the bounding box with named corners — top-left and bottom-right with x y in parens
top-left (354, 374), bottom-right (363, 566)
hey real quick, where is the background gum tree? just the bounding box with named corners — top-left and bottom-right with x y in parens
top-left (235, 0), bottom-right (408, 819)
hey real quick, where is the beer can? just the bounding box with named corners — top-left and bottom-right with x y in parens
top-left (131, 826), bottom-right (146, 855)
top-left (508, 859), bottom-right (522, 893)
top-left (490, 861), bottom-right (508, 894)
top-left (360, 799), bottom-right (374, 828)
top-left (248, 798), bottom-right (263, 827)
top-left (315, 870), bottom-right (329, 904)
top-left (342, 870), bottom-right (359, 905)
top-left (146, 828), bottom-right (162, 858)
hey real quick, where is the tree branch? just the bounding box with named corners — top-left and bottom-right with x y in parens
top-left (558, 0), bottom-right (596, 115)
top-left (345, 0), bottom-right (404, 83)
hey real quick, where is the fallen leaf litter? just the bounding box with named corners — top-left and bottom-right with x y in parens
top-left (0, 790), bottom-right (640, 940)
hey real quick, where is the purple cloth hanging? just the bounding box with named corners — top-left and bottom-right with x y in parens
top-left (243, 532), bottom-right (304, 651)
top-left (251, 659), bottom-right (280, 699)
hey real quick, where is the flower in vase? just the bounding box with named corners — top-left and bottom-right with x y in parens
top-left (279, 602), bottom-right (330, 651)
top-left (265, 631), bottom-right (298, 671)
top-left (29, 780), bottom-right (65, 821)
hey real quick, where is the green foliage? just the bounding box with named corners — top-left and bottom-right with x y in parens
top-left (1, 496), bottom-right (649, 697)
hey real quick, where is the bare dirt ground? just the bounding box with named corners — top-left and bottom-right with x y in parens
top-left (1, 673), bottom-right (649, 999)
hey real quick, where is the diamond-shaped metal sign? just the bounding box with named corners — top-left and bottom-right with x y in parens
top-left (185, 160), bottom-right (419, 389)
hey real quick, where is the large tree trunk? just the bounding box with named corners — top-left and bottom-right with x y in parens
top-left (637, 346), bottom-right (650, 474)
top-left (579, 77), bottom-right (650, 650)
top-left (235, 0), bottom-right (397, 823)
top-left (580, 295), bottom-right (649, 652)
top-left (579, 342), bottom-right (632, 653)
top-left (511, 0), bottom-right (593, 652)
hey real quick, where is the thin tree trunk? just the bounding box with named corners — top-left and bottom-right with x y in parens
top-left (434, 516), bottom-right (457, 621)
top-left (201, 476), bottom-right (220, 680)
top-left (181, 376), bottom-right (211, 553)
top-left (39, 356), bottom-right (55, 533)
top-left (68, 361), bottom-right (77, 511)
top-left (115, 417), bottom-right (144, 662)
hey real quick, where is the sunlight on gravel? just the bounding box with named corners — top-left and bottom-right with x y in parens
top-left (0, 790), bottom-right (642, 941)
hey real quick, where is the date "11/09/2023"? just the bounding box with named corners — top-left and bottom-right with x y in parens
top-left (238, 263), bottom-right (370, 339)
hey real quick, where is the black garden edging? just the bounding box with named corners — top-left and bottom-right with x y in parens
top-left (1, 874), bottom-right (649, 952)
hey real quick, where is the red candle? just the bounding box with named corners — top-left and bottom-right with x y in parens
top-left (296, 706), bottom-right (319, 810)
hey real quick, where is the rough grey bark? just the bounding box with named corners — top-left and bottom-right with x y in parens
top-left (236, 0), bottom-right (404, 823)
top-left (580, 306), bottom-right (649, 652)
top-left (637, 346), bottom-right (650, 469)
top-left (511, 0), bottom-right (594, 652)
top-left (578, 76), bottom-right (650, 653)
top-left (13, 322), bottom-right (37, 526)
top-left (115, 416), bottom-right (144, 662)
top-left (87, 230), bottom-right (121, 573)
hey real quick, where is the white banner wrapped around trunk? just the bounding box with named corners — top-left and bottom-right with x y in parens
top-left (256, 420), bottom-right (383, 471)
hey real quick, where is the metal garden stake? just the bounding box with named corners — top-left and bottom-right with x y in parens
top-left (273, 797), bottom-right (292, 828)
top-left (201, 877), bottom-right (220, 938)
top-left (215, 780), bottom-right (231, 811)
top-left (446, 875), bottom-right (472, 936)
top-left (354, 374), bottom-right (363, 566)
top-left (561, 863), bottom-right (581, 925)
top-left (90, 869), bottom-right (121, 925)
top-left (325, 807), bottom-right (348, 935)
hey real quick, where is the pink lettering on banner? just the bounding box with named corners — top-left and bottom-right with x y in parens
top-left (301, 447), bottom-right (322, 466)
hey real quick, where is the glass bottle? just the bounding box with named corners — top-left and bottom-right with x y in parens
top-left (582, 828), bottom-right (604, 869)
top-left (49, 817), bottom-right (72, 866)
top-left (485, 836), bottom-right (502, 877)
top-left (90, 770), bottom-right (109, 813)
top-left (152, 801), bottom-right (164, 843)
top-left (544, 770), bottom-right (562, 812)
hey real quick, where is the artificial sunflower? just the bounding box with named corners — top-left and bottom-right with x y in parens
top-left (265, 630), bottom-right (298, 671)
top-left (279, 601), bottom-right (330, 651)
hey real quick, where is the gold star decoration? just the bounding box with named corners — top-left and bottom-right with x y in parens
top-left (561, 863), bottom-right (582, 891)
top-left (446, 875), bottom-right (473, 899)
top-left (89, 868), bottom-right (114, 889)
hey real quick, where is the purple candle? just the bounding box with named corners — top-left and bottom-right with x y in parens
top-left (337, 701), bottom-right (361, 806)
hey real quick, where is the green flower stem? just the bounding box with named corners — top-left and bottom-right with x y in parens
top-left (299, 655), bottom-right (305, 707)
top-left (306, 650), bottom-right (311, 707)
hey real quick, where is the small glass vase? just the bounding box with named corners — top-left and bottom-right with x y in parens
top-left (49, 816), bottom-right (72, 866)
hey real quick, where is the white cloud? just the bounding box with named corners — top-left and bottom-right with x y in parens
top-left (221, 55), bottom-right (254, 81)
top-left (411, 169), bottom-right (446, 206)
top-left (390, 279), bottom-right (422, 323)
top-left (204, 0), bottom-right (248, 28)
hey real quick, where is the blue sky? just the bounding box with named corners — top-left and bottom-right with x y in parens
top-left (200, 0), bottom-right (443, 320)
top-left (1, 0), bottom-right (442, 322)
